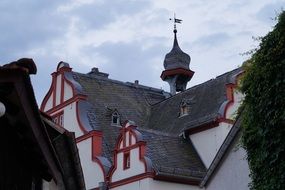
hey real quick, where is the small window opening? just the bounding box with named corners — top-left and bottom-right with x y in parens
top-left (180, 100), bottom-right (189, 117)
top-left (123, 152), bottom-right (130, 169)
top-left (52, 112), bottom-right (64, 127)
top-left (111, 112), bottom-right (120, 126)
top-left (180, 105), bottom-right (188, 116)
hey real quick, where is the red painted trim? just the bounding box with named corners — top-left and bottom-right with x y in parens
top-left (161, 68), bottom-right (194, 80)
top-left (76, 130), bottom-right (103, 143)
top-left (53, 73), bottom-right (57, 107)
top-left (60, 74), bottom-right (64, 103)
top-left (123, 128), bottom-right (126, 148)
top-left (46, 95), bottom-right (87, 115)
top-left (92, 134), bottom-right (102, 157)
top-left (221, 71), bottom-right (244, 119)
top-left (217, 117), bottom-right (234, 124)
top-left (108, 123), bottom-right (152, 183)
top-left (116, 142), bottom-right (146, 153)
top-left (129, 133), bottom-right (132, 146)
top-left (40, 72), bottom-right (57, 111)
top-left (188, 121), bottom-right (219, 135)
top-left (57, 66), bottom-right (72, 73)
top-left (109, 172), bottom-right (154, 188)
top-left (41, 65), bottom-right (75, 112)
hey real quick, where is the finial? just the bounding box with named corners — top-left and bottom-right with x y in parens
top-left (169, 13), bottom-right (182, 33)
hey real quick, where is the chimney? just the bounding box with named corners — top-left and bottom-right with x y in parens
top-left (134, 80), bottom-right (139, 87)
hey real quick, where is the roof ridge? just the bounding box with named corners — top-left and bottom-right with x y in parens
top-left (72, 71), bottom-right (167, 95)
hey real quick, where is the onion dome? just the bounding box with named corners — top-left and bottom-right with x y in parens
top-left (163, 29), bottom-right (191, 70)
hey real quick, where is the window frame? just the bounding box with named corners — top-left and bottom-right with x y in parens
top-left (52, 111), bottom-right (64, 127)
top-left (123, 152), bottom-right (130, 170)
top-left (111, 111), bottom-right (120, 126)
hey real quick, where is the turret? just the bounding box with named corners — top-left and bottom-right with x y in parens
top-left (161, 19), bottom-right (194, 95)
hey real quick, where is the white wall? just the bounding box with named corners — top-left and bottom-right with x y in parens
top-left (111, 178), bottom-right (203, 190)
top-left (63, 80), bottom-right (73, 101)
top-left (205, 141), bottom-right (250, 190)
top-left (190, 122), bottom-right (232, 168)
top-left (112, 147), bottom-right (145, 182)
top-left (55, 74), bottom-right (62, 106)
top-left (52, 102), bottom-right (84, 137)
top-left (226, 89), bottom-right (243, 119)
top-left (77, 138), bottom-right (105, 190)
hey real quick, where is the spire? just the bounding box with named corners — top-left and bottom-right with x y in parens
top-left (161, 15), bottom-right (194, 95)
top-left (163, 15), bottom-right (191, 70)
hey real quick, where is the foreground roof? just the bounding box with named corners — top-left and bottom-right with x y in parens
top-left (0, 59), bottom-right (85, 190)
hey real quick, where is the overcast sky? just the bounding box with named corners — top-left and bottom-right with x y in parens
top-left (0, 0), bottom-right (283, 104)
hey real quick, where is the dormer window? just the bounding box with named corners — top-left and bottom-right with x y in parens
top-left (123, 152), bottom-right (130, 170)
top-left (180, 104), bottom-right (189, 116)
top-left (111, 112), bottom-right (120, 126)
top-left (180, 99), bottom-right (192, 117)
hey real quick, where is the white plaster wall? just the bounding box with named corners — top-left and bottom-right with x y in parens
top-left (190, 123), bottom-right (232, 168)
top-left (111, 178), bottom-right (150, 190)
top-left (78, 138), bottom-right (105, 190)
top-left (112, 147), bottom-right (145, 182)
top-left (55, 74), bottom-right (62, 106)
top-left (52, 102), bottom-right (84, 137)
top-left (111, 178), bottom-right (203, 190)
top-left (63, 81), bottom-right (73, 101)
top-left (226, 89), bottom-right (243, 119)
top-left (44, 93), bottom-right (53, 111)
top-left (148, 179), bottom-right (203, 190)
top-left (206, 144), bottom-right (250, 190)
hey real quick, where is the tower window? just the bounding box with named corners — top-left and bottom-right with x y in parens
top-left (123, 152), bottom-right (130, 170)
top-left (111, 112), bottom-right (120, 126)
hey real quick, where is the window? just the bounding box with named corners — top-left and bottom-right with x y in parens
top-left (123, 152), bottom-right (130, 169)
top-left (52, 112), bottom-right (64, 126)
top-left (180, 105), bottom-right (189, 116)
top-left (180, 99), bottom-right (191, 117)
top-left (111, 112), bottom-right (120, 126)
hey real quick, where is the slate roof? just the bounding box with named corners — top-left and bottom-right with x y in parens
top-left (69, 66), bottom-right (242, 181)
top-left (72, 71), bottom-right (168, 130)
top-left (146, 67), bottom-right (243, 135)
top-left (138, 128), bottom-right (206, 179)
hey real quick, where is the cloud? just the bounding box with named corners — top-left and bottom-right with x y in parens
top-left (0, 0), bottom-right (283, 103)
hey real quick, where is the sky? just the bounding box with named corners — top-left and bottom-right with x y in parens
top-left (0, 0), bottom-right (284, 104)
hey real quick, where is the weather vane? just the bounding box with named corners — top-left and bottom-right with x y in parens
top-left (169, 13), bottom-right (182, 32)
